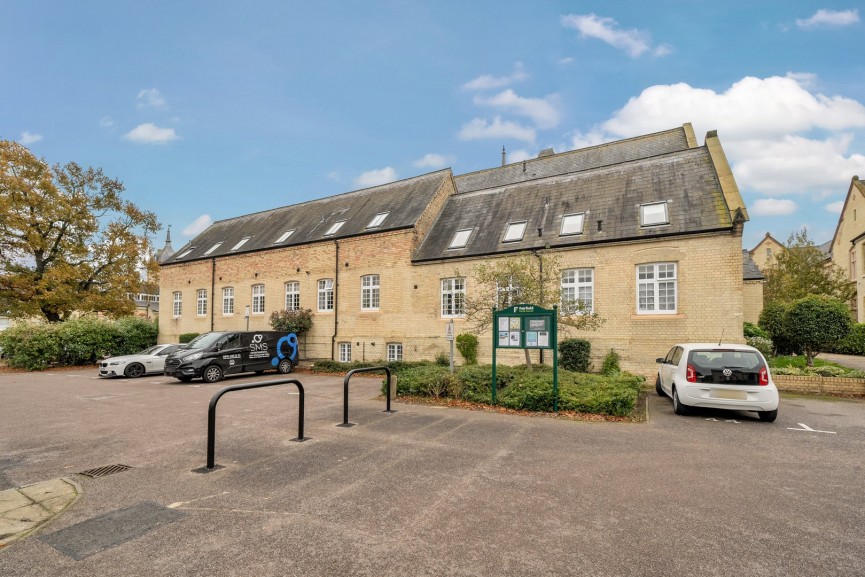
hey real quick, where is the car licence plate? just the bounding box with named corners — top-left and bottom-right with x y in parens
top-left (711, 388), bottom-right (747, 400)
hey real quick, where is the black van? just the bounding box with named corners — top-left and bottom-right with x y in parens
top-left (164, 331), bottom-right (298, 383)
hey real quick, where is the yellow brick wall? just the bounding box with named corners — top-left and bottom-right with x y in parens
top-left (742, 279), bottom-right (764, 324)
top-left (160, 229), bottom-right (745, 374)
top-left (750, 235), bottom-right (785, 272)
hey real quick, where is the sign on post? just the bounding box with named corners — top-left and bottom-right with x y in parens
top-left (492, 304), bottom-right (559, 411)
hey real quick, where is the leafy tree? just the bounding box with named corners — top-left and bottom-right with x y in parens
top-left (763, 228), bottom-right (854, 305)
top-left (0, 141), bottom-right (159, 322)
top-left (784, 295), bottom-right (852, 366)
top-left (456, 252), bottom-right (604, 366)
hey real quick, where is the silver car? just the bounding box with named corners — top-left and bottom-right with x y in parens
top-left (99, 344), bottom-right (183, 378)
top-left (656, 343), bottom-right (779, 422)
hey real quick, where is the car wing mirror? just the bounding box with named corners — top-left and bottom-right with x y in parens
top-left (655, 357), bottom-right (665, 363)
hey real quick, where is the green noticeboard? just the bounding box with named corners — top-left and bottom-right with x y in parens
top-left (492, 304), bottom-right (559, 411)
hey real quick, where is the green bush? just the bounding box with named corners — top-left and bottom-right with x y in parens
top-left (179, 333), bottom-right (200, 344)
top-left (559, 339), bottom-right (591, 372)
top-left (269, 308), bottom-right (313, 334)
top-left (759, 302), bottom-right (800, 355)
top-left (785, 295), bottom-right (852, 365)
top-left (831, 323), bottom-right (865, 356)
top-left (435, 351), bottom-right (450, 366)
top-left (57, 317), bottom-right (118, 365)
top-left (0, 323), bottom-right (62, 370)
top-left (113, 317), bottom-right (159, 354)
top-left (601, 349), bottom-right (621, 376)
top-left (455, 333), bottom-right (478, 365)
top-left (746, 336), bottom-right (773, 357)
top-left (744, 322), bottom-right (770, 339)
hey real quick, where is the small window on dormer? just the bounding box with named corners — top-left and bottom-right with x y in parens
top-left (367, 212), bottom-right (389, 229)
top-left (560, 213), bottom-right (585, 236)
top-left (175, 248), bottom-right (194, 259)
top-left (274, 230), bottom-right (295, 244)
top-left (203, 242), bottom-right (223, 255)
top-left (449, 228), bottom-right (473, 249)
top-left (503, 221), bottom-right (527, 243)
top-left (324, 221), bottom-right (345, 236)
top-left (230, 237), bottom-right (250, 251)
top-left (640, 202), bottom-right (669, 227)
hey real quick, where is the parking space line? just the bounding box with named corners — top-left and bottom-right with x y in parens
top-left (787, 423), bottom-right (836, 434)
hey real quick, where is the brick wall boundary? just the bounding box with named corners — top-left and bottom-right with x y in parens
top-left (774, 374), bottom-right (865, 396)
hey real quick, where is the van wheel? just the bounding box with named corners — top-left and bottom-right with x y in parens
top-left (277, 359), bottom-right (293, 374)
top-left (202, 365), bottom-right (224, 383)
top-left (177, 376), bottom-right (193, 383)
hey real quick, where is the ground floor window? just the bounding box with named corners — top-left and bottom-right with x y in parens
top-left (339, 342), bottom-right (351, 363)
top-left (637, 262), bottom-right (677, 314)
top-left (387, 343), bottom-right (403, 362)
top-left (561, 268), bottom-right (593, 314)
top-left (196, 289), bottom-right (207, 316)
top-left (172, 292), bottom-right (182, 317)
top-left (252, 284), bottom-right (265, 314)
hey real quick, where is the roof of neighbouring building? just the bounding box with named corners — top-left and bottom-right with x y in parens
top-left (742, 250), bottom-right (764, 280)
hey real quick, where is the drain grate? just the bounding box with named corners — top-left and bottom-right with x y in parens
top-left (78, 464), bottom-right (132, 478)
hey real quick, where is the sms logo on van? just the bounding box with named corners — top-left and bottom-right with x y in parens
top-left (271, 333), bottom-right (299, 367)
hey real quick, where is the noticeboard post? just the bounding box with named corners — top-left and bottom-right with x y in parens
top-left (492, 304), bottom-right (559, 411)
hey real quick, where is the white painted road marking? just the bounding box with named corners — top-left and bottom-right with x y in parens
top-left (787, 423), bottom-right (836, 434)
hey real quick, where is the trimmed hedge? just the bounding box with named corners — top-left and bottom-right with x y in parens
top-left (559, 339), bottom-right (591, 372)
top-left (831, 323), bottom-right (865, 356)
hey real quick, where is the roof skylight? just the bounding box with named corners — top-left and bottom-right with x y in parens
top-left (203, 242), bottom-right (223, 255)
top-left (367, 212), bottom-right (389, 229)
top-left (640, 202), bottom-right (669, 227)
top-left (503, 221), bottom-right (527, 243)
top-left (230, 237), bottom-right (250, 251)
top-left (560, 213), bottom-right (585, 236)
top-left (324, 221), bottom-right (346, 236)
top-left (449, 228), bottom-right (473, 249)
top-left (175, 248), bottom-right (194, 259)
top-left (274, 230), bottom-right (295, 244)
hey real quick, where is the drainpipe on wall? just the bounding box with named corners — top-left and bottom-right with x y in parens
top-left (332, 240), bottom-right (339, 360)
top-left (210, 258), bottom-right (216, 331)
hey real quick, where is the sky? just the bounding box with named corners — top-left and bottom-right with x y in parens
top-left (3, 1), bottom-right (865, 253)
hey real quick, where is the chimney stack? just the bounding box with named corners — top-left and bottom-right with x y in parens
top-left (501, 146), bottom-right (506, 167)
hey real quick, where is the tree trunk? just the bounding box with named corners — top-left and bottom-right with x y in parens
top-left (524, 348), bottom-right (532, 368)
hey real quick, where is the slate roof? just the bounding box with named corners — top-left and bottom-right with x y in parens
top-left (454, 126), bottom-right (692, 194)
top-left (168, 169), bottom-right (451, 264)
top-left (742, 250), bottom-right (764, 281)
top-left (412, 146), bottom-right (732, 262)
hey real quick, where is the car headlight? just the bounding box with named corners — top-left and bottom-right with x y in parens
top-left (184, 351), bottom-right (203, 362)
top-left (109, 361), bottom-right (121, 366)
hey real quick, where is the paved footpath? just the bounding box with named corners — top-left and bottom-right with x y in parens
top-left (0, 478), bottom-right (79, 548)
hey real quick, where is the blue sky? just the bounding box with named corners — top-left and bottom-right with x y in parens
top-left (3, 1), bottom-right (864, 252)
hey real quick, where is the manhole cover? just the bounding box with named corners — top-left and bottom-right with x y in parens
top-left (78, 464), bottom-right (132, 478)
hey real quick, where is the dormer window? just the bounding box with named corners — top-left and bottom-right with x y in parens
top-left (203, 242), bottom-right (223, 255)
top-left (449, 228), bottom-right (473, 249)
top-left (324, 221), bottom-right (345, 236)
top-left (175, 248), bottom-right (194, 259)
top-left (560, 213), bottom-right (585, 236)
top-left (367, 212), bottom-right (389, 229)
top-left (230, 237), bottom-right (250, 251)
top-left (503, 221), bottom-right (527, 243)
top-left (640, 202), bottom-right (669, 227)
top-left (274, 230), bottom-right (295, 244)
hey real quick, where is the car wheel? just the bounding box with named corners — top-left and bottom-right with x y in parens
top-left (672, 387), bottom-right (690, 416)
top-left (177, 376), bottom-right (193, 383)
top-left (202, 365), bottom-right (224, 383)
top-left (758, 409), bottom-right (778, 422)
top-left (124, 363), bottom-right (145, 378)
top-left (277, 358), bottom-right (293, 374)
top-left (655, 375), bottom-right (666, 397)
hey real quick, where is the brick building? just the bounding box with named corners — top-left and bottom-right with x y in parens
top-left (159, 124), bottom-right (752, 374)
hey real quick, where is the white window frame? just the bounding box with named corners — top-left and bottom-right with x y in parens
top-left (230, 237), bottom-right (250, 251)
top-left (441, 277), bottom-right (466, 317)
top-left (387, 343), bottom-right (403, 362)
top-left (361, 274), bottom-right (380, 310)
top-left (223, 287), bottom-right (235, 315)
top-left (172, 292), bottom-right (182, 317)
top-left (318, 279), bottom-right (334, 311)
top-left (448, 229), bottom-right (473, 249)
top-left (324, 221), bottom-right (345, 236)
top-left (640, 202), bottom-right (669, 227)
top-left (175, 248), bottom-right (194, 259)
top-left (196, 289), bottom-right (208, 316)
top-left (203, 242), bottom-right (223, 255)
top-left (252, 284), bottom-right (266, 314)
top-left (502, 221), bottom-right (527, 243)
top-left (274, 230), bottom-right (295, 244)
top-left (496, 277), bottom-right (522, 309)
top-left (636, 262), bottom-right (677, 315)
top-left (560, 213), bottom-right (585, 236)
top-left (285, 281), bottom-right (300, 311)
top-left (367, 212), bottom-right (389, 229)
top-left (339, 342), bottom-right (352, 363)
top-left (561, 268), bottom-right (594, 314)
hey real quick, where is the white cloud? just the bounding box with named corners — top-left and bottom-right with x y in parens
top-left (413, 153), bottom-right (452, 169)
top-left (462, 62), bottom-right (528, 91)
top-left (507, 149), bottom-right (533, 163)
top-left (473, 89), bottom-right (561, 129)
top-left (458, 116), bottom-right (536, 143)
top-left (124, 123), bottom-right (179, 144)
top-left (558, 57), bottom-right (574, 66)
top-left (354, 167), bottom-right (397, 188)
top-left (825, 201), bottom-right (845, 214)
top-left (19, 131), bottom-right (42, 144)
top-left (561, 13), bottom-right (670, 58)
top-left (574, 74), bottom-right (865, 196)
top-left (751, 199), bottom-right (798, 216)
top-left (136, 88), bottom-right (167, 109)
top-left (99, 117), bottom-right (115, 128)
top-left (182, 214), bottom-right (213, 237)
top-left (796, 9), bottom-right (859, 28)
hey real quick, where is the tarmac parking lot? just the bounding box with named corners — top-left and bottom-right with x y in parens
top-left (1, 368), bottom-right (864, 576)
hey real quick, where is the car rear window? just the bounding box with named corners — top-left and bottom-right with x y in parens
top-left (687, 349), bottom-right (765, 385)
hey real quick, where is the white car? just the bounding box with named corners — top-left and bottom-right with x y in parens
top-left (99, 344), bottom-right (183, 378)
top-left (655, 343), bottom-right (779, 422)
